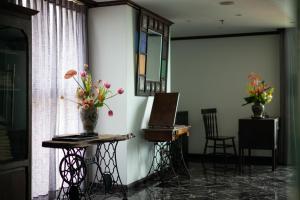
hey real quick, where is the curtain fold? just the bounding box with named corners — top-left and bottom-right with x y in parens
top-left (11, 0), bottom-right (87, 197)
top-left (282, 28), bottom-right (298, 165)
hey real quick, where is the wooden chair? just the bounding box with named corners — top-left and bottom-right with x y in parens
top-left (201, 108), bottom-right (237, 164)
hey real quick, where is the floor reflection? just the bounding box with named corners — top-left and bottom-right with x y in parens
top-left (125, 162), bottom-right (295, 200)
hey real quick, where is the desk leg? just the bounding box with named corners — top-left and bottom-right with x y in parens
top-left (90, 142), bottom-right (127, 200)
top-left (170, 138), bottom-right (191, 178)
top-left (147, 142), bottom-right (177, 182)
top-left (57, 148), bottom-right (89, 200)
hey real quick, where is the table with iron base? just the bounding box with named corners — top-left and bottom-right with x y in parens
top-left (143, 125), bottom-right (191, 181)
top-left (42, 133), bottom-right (135, 200)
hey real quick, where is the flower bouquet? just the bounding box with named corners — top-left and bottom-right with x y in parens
top-left (62, 64), bottom-right (124, 134)
top-left (243, 72), bottom-right (274, 118)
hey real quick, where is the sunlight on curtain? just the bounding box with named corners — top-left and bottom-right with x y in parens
top-left (27, 0), bottom-right (87, 197)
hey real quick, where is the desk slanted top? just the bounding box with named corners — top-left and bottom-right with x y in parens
top-left (143, 125), bottom-right (190, 142)
top-left (42, 133), bottom-right (135, 149)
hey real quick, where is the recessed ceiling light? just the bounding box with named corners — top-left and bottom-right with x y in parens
top-left (219, 1), bottom-right (234, 5)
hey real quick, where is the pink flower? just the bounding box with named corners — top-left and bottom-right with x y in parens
top-left (80, 71), bottom-right (87, 78)
top-left (108, 110), bottom-right (113, 116)
top-left (117, 88), bottom-right (124, 94)
top-left (103, 81), bottom-right (111, 89)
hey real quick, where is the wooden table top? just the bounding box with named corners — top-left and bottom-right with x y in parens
top-left (42, 133), bottom-right (135, 149)
top-left (143, 125), bottom-right (191, 142)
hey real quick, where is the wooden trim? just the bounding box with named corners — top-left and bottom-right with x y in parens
top-left (129, 1), bottom-right (173, 25)
top-left (187, 153), bottom-right (288, 165)
top-left (171, 31), bottom-right (280, 41)
top-left (92, 0), bottom-right (173, 25)
top-left (94, 0), bottom-right (127, 7)
top-left (0, 2), bottom-right (38, 16)
top-left (76, 0), bottom-right (98, 7)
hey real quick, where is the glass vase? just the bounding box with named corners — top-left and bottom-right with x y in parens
top-left (80, 106), bottom-right (98, 136)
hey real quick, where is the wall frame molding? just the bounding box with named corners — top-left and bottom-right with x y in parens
top-left (172, 31), bottom-right (281, 41)
top-left (80, 0), bottom-right (173, 25)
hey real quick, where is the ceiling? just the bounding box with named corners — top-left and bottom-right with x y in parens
top-left (94, 0), bottom-right (296, 37)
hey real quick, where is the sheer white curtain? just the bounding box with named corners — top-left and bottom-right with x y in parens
top-left (12, 0), bottom-right (87, 197)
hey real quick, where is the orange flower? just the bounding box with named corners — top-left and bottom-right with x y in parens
top-left (64, 69), bottom-right (77, 79)
top-left (98, 92), bottom-right (105, 103)
top-left (249, 90), bottom-right (256, 95)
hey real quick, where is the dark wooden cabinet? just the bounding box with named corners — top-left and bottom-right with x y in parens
top-left (238, 118), bottom-right (279, 171)
top-left (0, 166), bottom-right (27, 200)
top-left (0, 2), bottom-right (37, 200)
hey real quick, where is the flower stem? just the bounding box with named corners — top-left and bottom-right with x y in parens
top-left (61, 96), bottom-right (82, 106)
top-left (72, 77), bottom-right (85, 91)
top-left (105, 93), bottom-right (118, 100)
top-left (103, 102), bottom-right (111, 110)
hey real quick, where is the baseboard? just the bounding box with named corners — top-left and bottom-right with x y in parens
top-left (187, 153), bottom-right (286, 165)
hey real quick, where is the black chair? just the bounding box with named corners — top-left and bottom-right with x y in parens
top-left (201, 108), bottom-right (237, 164)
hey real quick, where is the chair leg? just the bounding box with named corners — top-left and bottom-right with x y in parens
top-left (203, 140), bottom-right (208, 155)
top-left (213, 140), bottom-right (216, 167)
top-left (232, 138), bottom-right (237, 157)
top-left (223, 140), bottom-right (227, 167)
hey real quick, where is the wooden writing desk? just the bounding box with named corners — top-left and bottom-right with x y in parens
top-left (42, 134), bottom-right (134, 148)
top-left (42, 133), bottom-right (134, 200)
top-left (143, 125), bottom-right (190, 142)
top-left (143, 125), bottom-right (191, 180)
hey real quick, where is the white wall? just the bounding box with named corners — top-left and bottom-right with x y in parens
top-left (88, 5), bottom-right (171, 185)
top-left (171, 35), bottom-right (280, 156)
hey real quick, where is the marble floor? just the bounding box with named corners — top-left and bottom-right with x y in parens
top-left (121, 162), bottom-right (296, 200)
top-left (36, 162), bottom-right (296, 200)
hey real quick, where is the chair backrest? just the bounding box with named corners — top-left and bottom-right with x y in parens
top-left (201, 108), bottom-right (218, 138)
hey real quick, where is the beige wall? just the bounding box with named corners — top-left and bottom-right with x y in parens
top-left (88, 5), bottom-right (171, 185)
top-left (171, 35), bottom-right (280, 156)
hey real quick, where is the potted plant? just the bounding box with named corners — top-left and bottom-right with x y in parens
top-left (243, 72), bottom-right (274, 118)
top-left (62, 64), bottom-right (124, 135)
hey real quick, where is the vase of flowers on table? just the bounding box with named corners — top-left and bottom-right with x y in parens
top-left (62, 64), bottom-right (124, 136)
top-left (243, 72), bottom-right (274, 119)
